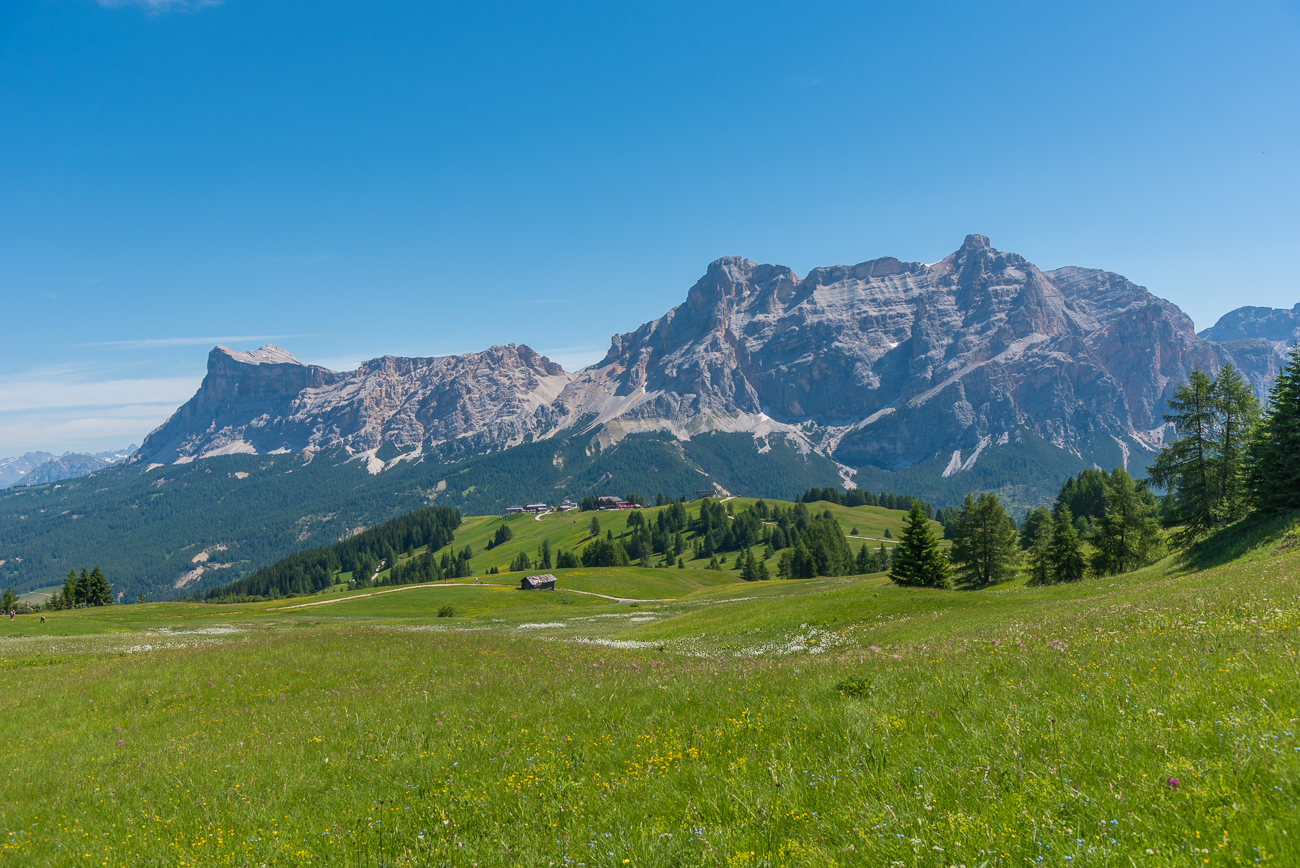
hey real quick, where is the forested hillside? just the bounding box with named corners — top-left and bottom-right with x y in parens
top-left (0, 428), bottom-right (843, 601)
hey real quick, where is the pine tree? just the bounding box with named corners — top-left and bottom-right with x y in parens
top-left (1019, 507), bottom-right (1052, 550)
top-left (60, 569), bottom-right (77, 610)
top-left (950, 492), bottom-right (1019, 587)
top-left (1, 586), bottom-right (15, 611)
top-left (1026, 510), bottom-right (1054, 585)
top-left (510, 551), bottom-right (531, 572)
top-left (889, 503), bottom-right (952, 588)
top-left (740, 549), bottom-right (758, 582)
top-left (76, 568), bottom-right (91, 607)
top-left (1149, 368), bottom-right (1219, 544)
top-left (1090, 469), bottom-right (1162, 575)
top-left (1249, 346), bottom-right (1300, 512)
top-left (589, 515), bottom-right (601, 538)
top-left (1047, 505), bottom-right (1087, 583)
top-left (87, 567), bottom-right (113, 606)
top-left (879, 541), bottom-right (889, 571)
top-left (753, 552), bottom-right (770, 581)
top-left (538, 539), bottom-right (552, 569)
top-left (855, 543), bottom-right (872, 574)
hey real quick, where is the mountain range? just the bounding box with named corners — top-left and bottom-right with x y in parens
top-left (0, 446), bottom-right (136, 489)
top-left (2, 236), bottom-right (1295, 599)
top-left (132, 234), bottom-right (1290, 479)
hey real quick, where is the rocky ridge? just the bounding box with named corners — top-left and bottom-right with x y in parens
top-left (133, 236), bottom-right (1286, 480)
top-left (133, 344), bottom-right (572, 465)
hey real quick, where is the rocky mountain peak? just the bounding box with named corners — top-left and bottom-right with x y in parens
top-left (134, 235), bottom-right (1287, 482)
top-left (213, 343), bottom-right (304, 367)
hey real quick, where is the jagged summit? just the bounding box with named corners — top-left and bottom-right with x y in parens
top-left (134, 236), bottom-right (1284, 477)
top-left (214, 344), bottom-right (305, 367)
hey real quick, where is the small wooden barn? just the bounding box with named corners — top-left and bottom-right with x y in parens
top-left (520, 574), bottom-right (557, 591)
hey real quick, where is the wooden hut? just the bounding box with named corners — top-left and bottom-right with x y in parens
top-left (520, 574), bottom-right (557, 591)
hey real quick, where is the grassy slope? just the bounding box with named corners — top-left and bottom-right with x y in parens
top-left (1, 515), bottom-right (1297, 866)
top-left (372, 497), bottom-right (940, 592)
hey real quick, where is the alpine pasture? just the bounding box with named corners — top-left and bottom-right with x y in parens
top-left (1, 499), bottom-right (1297, 867)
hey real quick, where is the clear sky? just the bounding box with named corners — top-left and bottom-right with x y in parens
top-left (2, 0), bottom-right (1298, 456)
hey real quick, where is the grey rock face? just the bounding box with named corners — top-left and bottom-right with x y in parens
top-left (1197, 304), bottom-right (1299, 398)
top-left (133, 343), bottom-right (572, 465)
top-left (1199, 304), bottom-right (1300, 345)
top-left (555, 235), bottom-right (1234, 471)
top-left (135, 236), bottom-right (1280, 476)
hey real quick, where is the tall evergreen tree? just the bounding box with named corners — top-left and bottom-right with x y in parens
top-left (1019, 506), bottom-right (1053, 551)
top-left (1149, 368), bottom-right (1218, 544)
top-left (889, 503), bottom-right (952, 588)
top-left (950, 492), bottom-right (1020, 587)
top-left (76, 568), bottom-right (91, 607)
top-left (1047, 505), bottom-right (1087, 583)
top-left (1210, 364), bottom-right (1261, 524)
top-left (1090, 469), bottom-right (1162, 575)
top-left (1249, 346), bottom-right (1300, 512)
top-left (87, 567), bottom-right (113, 606)
top-left (855, 543), bottom-right (872, 574)
top-left (61, 569), bottom-right (77, 610)
top-left (1026, 510), bottom-right (1055, 585)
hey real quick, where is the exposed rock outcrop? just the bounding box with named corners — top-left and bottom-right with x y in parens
top-left (133, 343), bottom-right (572, 464)
top-left (134, 237), bottom-right (1284, 476)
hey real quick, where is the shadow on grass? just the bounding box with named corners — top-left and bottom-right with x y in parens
top-left (1180, 508), bottom-right (1300, 572)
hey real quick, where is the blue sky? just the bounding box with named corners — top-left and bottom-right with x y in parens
top-left (2, 0), bottom-right (1298, 456)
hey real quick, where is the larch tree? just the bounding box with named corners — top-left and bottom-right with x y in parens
top-left (1249, 347), bottom-right (1300, 512)
top-left (1090, 469), bottom-right (1162, 575)
top-left (1210, 364), bottom-right (1261, 524)
top-left (1026, 510), bottom-right (1055, 585)
top-left (1047, 505), bottom-right (1087, 583)
top-left (1149, 368), bottom-right (1218, 544)
top-left (950, 492), bottom-right (1020, 588)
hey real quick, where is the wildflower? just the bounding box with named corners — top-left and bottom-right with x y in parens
top-left (1166, 777), bottom-right (1179, 788)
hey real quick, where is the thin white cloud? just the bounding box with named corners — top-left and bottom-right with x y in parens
top-left (0, 405), bottom-right (176, 458)
top-left (80, 334), bottom-right (322, 350)
top-left (0, 375), bottom-right (199, 412)
top-left (96, 0), bottom-right (222, 11)
top-left (782, 75), bottom-right (823, 90)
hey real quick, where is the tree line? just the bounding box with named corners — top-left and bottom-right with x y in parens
top-left (204, 506), bottom-right (462, 601)
top-left (46, 567), bottom-right (115, 609)
top-left (1151, 358), bottom-right (1300, 540)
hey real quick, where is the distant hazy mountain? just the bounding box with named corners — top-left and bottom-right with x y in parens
top-left (0, 452), bottom-right (55, 488)
top-left (0, 445), bottom-right (137, 489)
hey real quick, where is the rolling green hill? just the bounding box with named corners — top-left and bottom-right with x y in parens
top-left (1, 508), bottom-right (1295, 865)
top-left (203, 494), bottom-right (942, 602)
top-left (0, 428), bottom-right (845, 601)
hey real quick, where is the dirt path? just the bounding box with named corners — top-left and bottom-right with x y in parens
top-left (271, 581), bottom-right (676, 610)
top-left (271, 581), bottom-right (505, 610)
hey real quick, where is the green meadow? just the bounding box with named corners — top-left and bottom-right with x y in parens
top-left (1, 503), bottom-right (1297, 867)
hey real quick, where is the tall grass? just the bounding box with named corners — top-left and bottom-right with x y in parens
top-left (1, 535), bottom-right (1297, 865)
